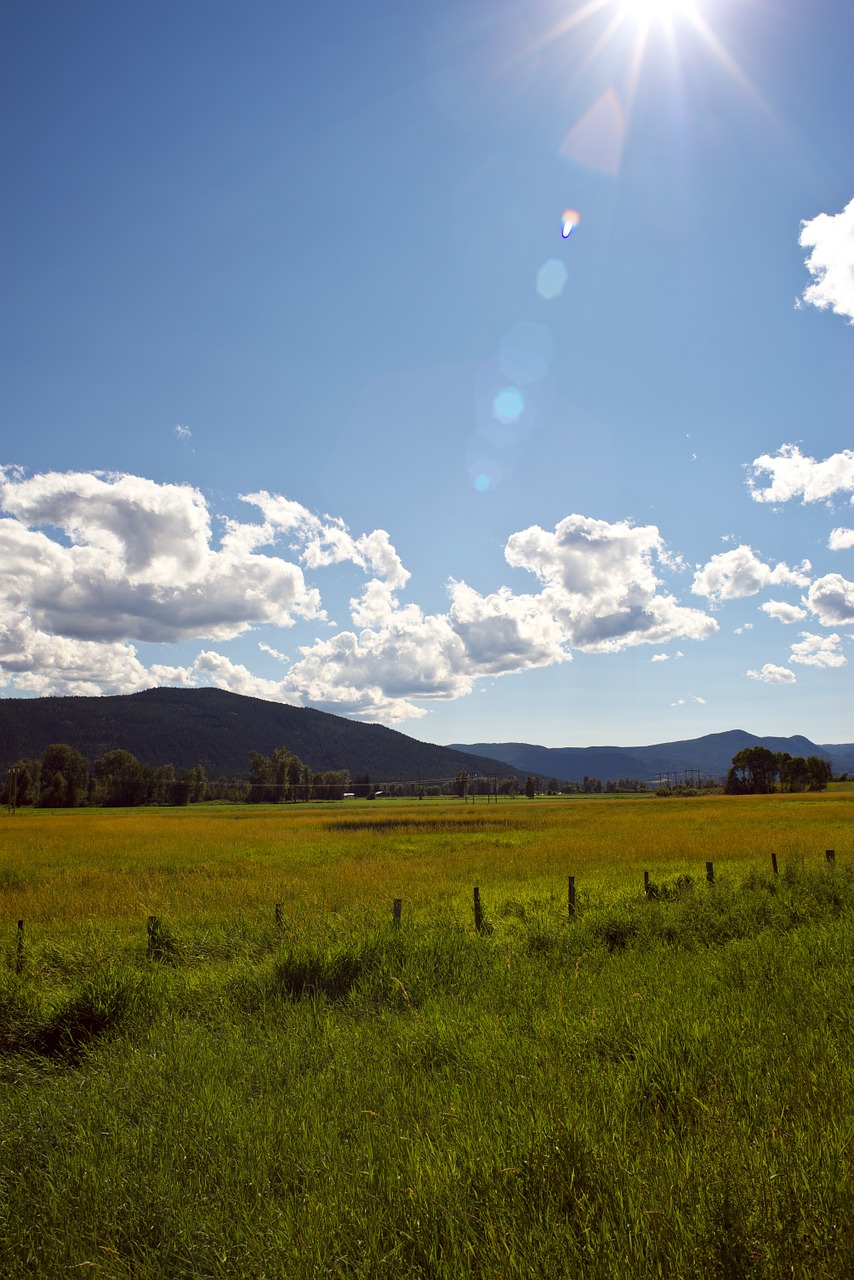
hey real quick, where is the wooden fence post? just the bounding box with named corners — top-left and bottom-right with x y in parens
top-left (826, 849), bottom-right (836, 866)
top-left (643, 870), bottom-right (650, 897)
top-left (706, 861), bottom-right (715, 885)
top-left (568, 875), bottom-right (576, 919)
top-left (147, 915), bottom-right (160, 956)
top-left (771, 853), bottom-right (778, 876)
top-left (15, 919), bottom-right (24, 975)
top-left (473, 887), bottom-right (484, 933)
top-left (393, 898), bottom-right (402, 927)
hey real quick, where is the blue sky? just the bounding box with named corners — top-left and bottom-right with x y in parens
top-left (1, 0), bottom-right (852, 748)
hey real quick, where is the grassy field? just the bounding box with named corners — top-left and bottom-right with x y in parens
top-left (1, 793), bottom-right (853, 1277)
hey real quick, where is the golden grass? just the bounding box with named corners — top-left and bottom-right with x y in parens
top-left (2, 792), bottom-right (850, 939)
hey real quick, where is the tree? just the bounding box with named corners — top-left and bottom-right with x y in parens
top-left (152, 764), bottom-right (176, 805)
top-left (92, 749), bottom-right (152, 806)
top-left (806, 756), bottom-right (832, 791)
top-left (38, 744), bottom-right (90, 807)
top-left (525, 775), bottom-right (538, 799)
top-left (247, 750), bottom-right (276, 803)
top-left (455, 771), bottom-right (469, 802)
top-left (1, 759), bottom-right (41, 808)
top-left (727, 746), bottom-right (778, 795)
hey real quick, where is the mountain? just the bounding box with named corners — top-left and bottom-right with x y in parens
top-left (448, 730), bottom-right (854, 782)
top-left (0, 688), bottom-right (516, 783)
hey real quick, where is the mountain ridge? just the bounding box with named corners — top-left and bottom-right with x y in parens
top-left (0, 688), bottom-right (515, 783)
top-left (448, 730), bottom-right (854, 781)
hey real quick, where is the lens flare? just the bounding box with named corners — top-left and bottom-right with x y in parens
top-left (537, 258), bottom-right (568, 299)
top-left (469, 458), bottom-right (502, 493)
top-left (561, 208), bottom-right (581, 239)
top-left (493, 386), bottom-right (525, 424)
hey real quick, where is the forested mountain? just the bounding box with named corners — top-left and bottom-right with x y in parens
top-left (449, 730), bottom-right (854, 783)
top-left (0, 688), bottom-right (515, 783)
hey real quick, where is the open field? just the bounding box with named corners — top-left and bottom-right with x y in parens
top-left (2, 794), bottom-right (853, 1277)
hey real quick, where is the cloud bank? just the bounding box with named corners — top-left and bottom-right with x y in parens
top-left (0, 467), bottom-right (722, 720)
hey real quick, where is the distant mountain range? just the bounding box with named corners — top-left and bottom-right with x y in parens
top-left (1, 690), bottom-right (850, 786)
top-left (449, 731), bottom-right (854, 782)
top-left (0, 688), bottom-right (516, 783)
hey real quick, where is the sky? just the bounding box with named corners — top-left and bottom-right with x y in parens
top-left (1, 0), bottom-right (852, 750)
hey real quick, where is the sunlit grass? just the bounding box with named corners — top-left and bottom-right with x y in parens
top-left (2, 792), bottom-right (848, 931)
top-left (1, 794), bottom-right (852, 1276)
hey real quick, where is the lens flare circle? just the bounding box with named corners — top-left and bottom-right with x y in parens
top-left (537, 258), bottom-right (568, 299)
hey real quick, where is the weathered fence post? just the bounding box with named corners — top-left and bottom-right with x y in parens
top-left (147, 915), bottom-right (160, 956)
top-left (568, 875), bottom-right (576, 920)
top-left (15, 919), bottom-right (24, 975)
top-left (393, 898), bottom-right (402, 927)
top-left (826, 849), bottom-right (836, 866)
top-left (643, 870), bottom-right (650, 897)
top-left (473, 887), bottom-right (484, 933)
top-left (706, 861), bottom-right (715, 885)
top-left (771, 853), bottom-right (778, 876)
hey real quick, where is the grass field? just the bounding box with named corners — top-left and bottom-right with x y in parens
top-left (1, 794), bottom-right (853, 1277)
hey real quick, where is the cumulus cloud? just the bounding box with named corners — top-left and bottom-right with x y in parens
top-left (691, 545), bottom-right (811, 603)
top-left (746, 664), bottom-right (796, 685)
top-left (503, 514), bottom-right (716, 652)
top-left (761, 600), bottom-right (807, 624)
top-left (789, 632), bottom-right (846, 669)
top-left (748, 445), bottom-right (854, 505)
top-left (246, 490), bottom-right (410, 590)
top-left (799, 196), bottom-right (854, 323)
top-left (0, 468), bottom-right (418, 707)
top-left (198, 512), bottom-right (719, 721)
top-left (806, 574), bottom-right (854, 626)
top-left (0, 470), bottom-right (754, 719)
top-left (0, 470), bottom-right (324, 645)
top-left (829, 528), bottom-right (854, 550)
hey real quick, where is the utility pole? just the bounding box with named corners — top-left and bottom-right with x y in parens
top-left (7, 765), bottom-right (19, 815)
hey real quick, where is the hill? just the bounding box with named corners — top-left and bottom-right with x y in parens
top-left (0, 688), bottom-right (515, 783)
top-left (448, 730), bottom-right (854, 783)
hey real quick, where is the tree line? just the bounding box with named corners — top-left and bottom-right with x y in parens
top-left (1, 741), bottom-right (836, 809)
top-left (724, 746), bottom-right (832, 794)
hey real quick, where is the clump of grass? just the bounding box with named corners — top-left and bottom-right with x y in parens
top-left (0, 966), bottom-right (156, 1062)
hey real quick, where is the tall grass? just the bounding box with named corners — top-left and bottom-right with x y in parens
top-left (1, 796), bottom-right (852, 1276)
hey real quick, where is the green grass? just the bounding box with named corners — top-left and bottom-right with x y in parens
top-left (1, 797), bottom-right (853, 1276)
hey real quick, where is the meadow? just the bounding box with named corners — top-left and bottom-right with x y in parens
top-left (1, 792), bottom-right (853, 1278)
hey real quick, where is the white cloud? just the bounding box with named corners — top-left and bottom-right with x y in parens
top-left (0, 472), bottom-right (732, 718)
top-left (789, 632), bottom-right (846, 669)
top-left (174, 424), bottom-right (192, 442)
top-left (651, 653), bottom-right (669, 662)
top-left (829, 528), bottom-right (854, 550)
top-left (806, 574), bottom-right (854, 626)
top-left (504, 514), bottom-right (716, 652)
top-left (258, 642), bottom-right (289, 663)
top-left (245, 490), bottom-right (410, 590)
top-left (748, 445), bottom-right (854, 505)
top-left (691, 545), bottom-right (810, 602)
top-left (0, 470), bottom-right (324, 645)
top-left (214, 513), bottom-right (718, 722)
top-left (799, 196), bottom-right (854, 324)
top-left (746, 664), bottom-right (796, 685)
top-left (761, 600), bottom-right (807, 624)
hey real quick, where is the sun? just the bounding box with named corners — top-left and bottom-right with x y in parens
top-left (618, 0), bottom-right (698, 19)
